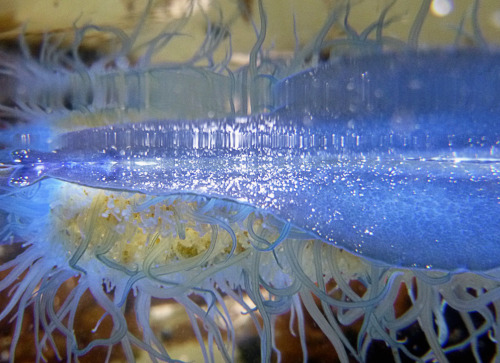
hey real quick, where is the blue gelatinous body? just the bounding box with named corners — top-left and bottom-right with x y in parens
top-left (9, 51), bottom-right (500, 271)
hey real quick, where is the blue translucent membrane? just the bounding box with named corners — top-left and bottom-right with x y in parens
top-left (9, 50), bottom-right (500, 271)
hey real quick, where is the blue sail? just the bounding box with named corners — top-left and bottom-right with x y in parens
top-left (7, 50), bottom-right (500, 271)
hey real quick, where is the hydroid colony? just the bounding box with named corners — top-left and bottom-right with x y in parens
top-left (0, 0), bottom-right (499, 362)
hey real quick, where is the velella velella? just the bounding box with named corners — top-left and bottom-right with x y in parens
top-left (0, 0), bottom-right (499, 362)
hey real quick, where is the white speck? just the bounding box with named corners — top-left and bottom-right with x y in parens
top-left (431, 0), bottom-right (453, 17)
